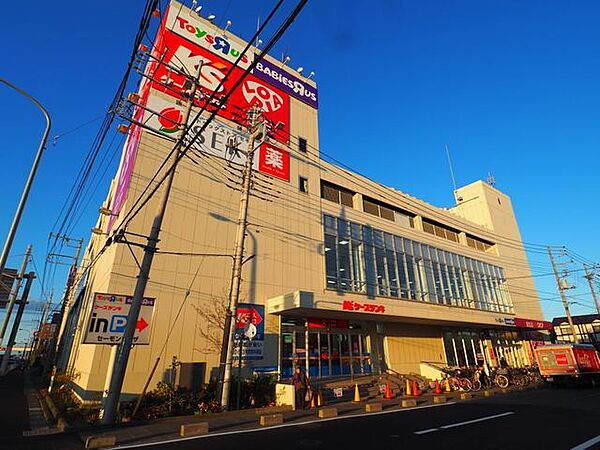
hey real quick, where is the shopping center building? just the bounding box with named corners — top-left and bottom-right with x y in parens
top-left (56, 1), bottom-right (550, 401)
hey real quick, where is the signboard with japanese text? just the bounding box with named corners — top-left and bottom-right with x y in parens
top-left (233, 303), bottom-right (264, 361)
top-left (149, 28), bottom-right (290, 144)
top-left (144, 93), bottom-right (290, 181)
top-left (341, 300), bottom-right (385, 314)
top-left (513, 317), bottom-right (553, 330)
top-left (258, 143), bottom-right (290, 181)
top-left (83, 293), bottom-right (155, 345)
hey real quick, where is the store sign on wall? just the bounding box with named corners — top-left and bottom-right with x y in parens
top-left (233, 303), bottom-right (265, 361)
top-left (253, 57), bottom-right (318, 109)
top-left (83, 293), bottom-right (155, 345)
top-left (150, 29), bottom-right (290, 144)
top-left (144, 94), bottom-right (290, 181)
top-left (165, 6), bottom-right (253, 70)
top-left (342, 300), bottom-right (385, 313)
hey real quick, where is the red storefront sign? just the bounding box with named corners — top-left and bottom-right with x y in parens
top-left (307, 318), bottom-right (350, 329)
top-left (258, 143), bottom-right (289, 181)
top-left (342, 300), bottom-right (385, 313)
top-left (513, 318), bottom-right (553, 330)
top-left (150, 29), bottom-right (290, 144)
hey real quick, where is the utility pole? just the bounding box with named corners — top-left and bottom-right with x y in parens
top-left (0, 78), bottom-right (50, 284)
top-left (220, 107), bottom-right (264, 409)
top-left (101, 64), bottom-right (202, 425)
top-left (49, 238), bottom-right (83, 372)
top-left (0, 245), bottom-right (31, 345)
top-left (548, 246), bottom-right (578, 343)
top-left (0, 272), bottom-right (35, 376)
top-left (583, 264), bottom-right (600, 315)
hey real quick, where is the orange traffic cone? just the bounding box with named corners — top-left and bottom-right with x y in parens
top-left (434, 379), bottom-right (442, 394)
top-left (445, 378), bottom-right (451, 393)
top-left (405, 379), bottom-right (412, 396)
top-left (353, 384), bottom-right (361, 402)
top-left (310, 390), bottom-right (317, 408)
top-left (384, 383), bottom-right (393, 400)
top-left (412, 380), bottom-right (420, 397)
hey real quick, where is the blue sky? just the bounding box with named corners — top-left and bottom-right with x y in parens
top-left (1, 0), bottom-right (599, 345)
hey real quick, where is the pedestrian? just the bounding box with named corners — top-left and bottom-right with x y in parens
top-left (291, 365), bottom-right (309, 410)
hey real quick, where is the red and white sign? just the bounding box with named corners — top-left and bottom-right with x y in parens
top-left (258, 143), bottom-right (290, 181)
top-left (143, 93), bottom-right (290, 181)
top-left (513, 317), bottom-right (553, 330)
top-left (150, 29), bottom-right (290, 143)
top-left (342, 300), bottom-right (385, 314)
top-left (165, 6), bottom-right (253, 70)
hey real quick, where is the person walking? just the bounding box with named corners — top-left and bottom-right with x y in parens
top-left (291, 365), bottom-right (310, 410)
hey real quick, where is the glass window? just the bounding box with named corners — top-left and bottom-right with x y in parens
top-left (298, 136), bottom-right (307, 153)
top-left (324, 234), bottom-right (337, 288)
top-left (299, 176), bottom-right (308, 193)
top-left (321, 214), bottom-right (513, 312)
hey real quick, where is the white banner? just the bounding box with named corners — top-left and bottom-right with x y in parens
top-left (83, 293), bottom-right (155, 345)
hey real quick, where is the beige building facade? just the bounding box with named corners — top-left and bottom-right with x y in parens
top-left (56, 2), bottom-right (548, 401)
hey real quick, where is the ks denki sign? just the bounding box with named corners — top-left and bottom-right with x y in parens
top-left (83, 293), bottom-right (155, 345)
top-left (150, 29), bottom-right (290, 144)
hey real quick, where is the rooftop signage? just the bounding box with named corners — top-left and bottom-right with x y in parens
top-left (253, 57), bottom-right (318, 109)
top-left (165, 5), bottom-right (253, 70)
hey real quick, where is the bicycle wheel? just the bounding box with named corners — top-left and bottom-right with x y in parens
top-left (496, 374), bottom-right (509, 389)
top-left (460, 378), bottom-right (472, 391)
top-left (471, 379), bottom-right (482, 391)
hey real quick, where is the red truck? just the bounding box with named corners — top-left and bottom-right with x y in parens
top-left (535, 343), bottom-right (600, 385)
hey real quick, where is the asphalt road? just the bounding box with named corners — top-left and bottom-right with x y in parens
top-left (111, 387), bottom-right (600, 450)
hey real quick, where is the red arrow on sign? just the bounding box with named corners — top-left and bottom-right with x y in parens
top-left (136, 317), bottom-right (149, 333)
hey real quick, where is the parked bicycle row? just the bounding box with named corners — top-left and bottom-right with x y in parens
top-left (440, 365), bottom-right (543, 391)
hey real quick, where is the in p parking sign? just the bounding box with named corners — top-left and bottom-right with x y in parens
top-left (83, 293), bottom-right (155, 345)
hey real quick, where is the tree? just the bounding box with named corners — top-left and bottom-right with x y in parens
top-left (191, 291), bottom-right (229, 354)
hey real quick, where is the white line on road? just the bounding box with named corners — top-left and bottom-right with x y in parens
top-left (571, 434), bottom-right (600, 450)
top-left (413, 411), bottom-right (515, 435)
top-left (107, 401), bottom-right (456, 449)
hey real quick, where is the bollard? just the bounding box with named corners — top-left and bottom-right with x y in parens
top-left (459, 393), bottom-right (472, 400)
top-left (85, 435), bottom-right (116, 449)
top-left (318, 407), bottom-right (338, 418)
top-left (259, 414), bottom-right (284, 426)
top-left (401, 398), bottom-right (417, 407)
top-left (365, 402), bottom-right (382, 413)
top-left (180, 422), bottom-right (209, 437)
top-left (433, 395), bottom-right (447, 404)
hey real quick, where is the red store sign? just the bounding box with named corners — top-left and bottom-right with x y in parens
top-left (342, 300), bottom-right (385, 314)
top-left (513, 317), bottom-right (553, 330)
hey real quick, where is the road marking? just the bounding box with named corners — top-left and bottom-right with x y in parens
top-left (414, 411), bottom-right (515, 435)
top-left (571, 434), bottom-right (600, 450)
top-left (414, 428), bottom-right (439, 435)
top-left (107, 401), bottom-right (457, 449)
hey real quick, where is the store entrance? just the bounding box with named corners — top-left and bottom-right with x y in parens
top-left (280, 317), bottom-right (372, 379)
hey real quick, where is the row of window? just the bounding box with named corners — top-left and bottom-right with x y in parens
top-left (319, 180), bottom-right (495, 253)
top-left (323, 215), bottom-right (514, 313)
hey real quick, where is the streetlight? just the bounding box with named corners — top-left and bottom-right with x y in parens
top-left (0, 77), bottom-right (51, 282)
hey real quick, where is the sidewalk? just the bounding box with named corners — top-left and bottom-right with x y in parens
top-left (80, 388), bottom-right (508, 448)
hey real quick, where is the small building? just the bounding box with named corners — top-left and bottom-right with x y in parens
top-left (552, 314), bottom-right (600, 350)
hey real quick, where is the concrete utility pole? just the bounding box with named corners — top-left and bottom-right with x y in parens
top-left (0, 78), bottom-right (50, 284)
top-left (50, 238), bottom-right (83, 368)
top-left (0, 272), bottom-right (35, 376)
top-left (548, 247), bottom-right (578, 343)
top-left (220, 107), bottom-right (264, 409)
top-left (0, 245), bottom-right (31, 345)
top-left (101, 65), bottom-right (202, 425)
top-left (583, 264), bottom-right (600, 315)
